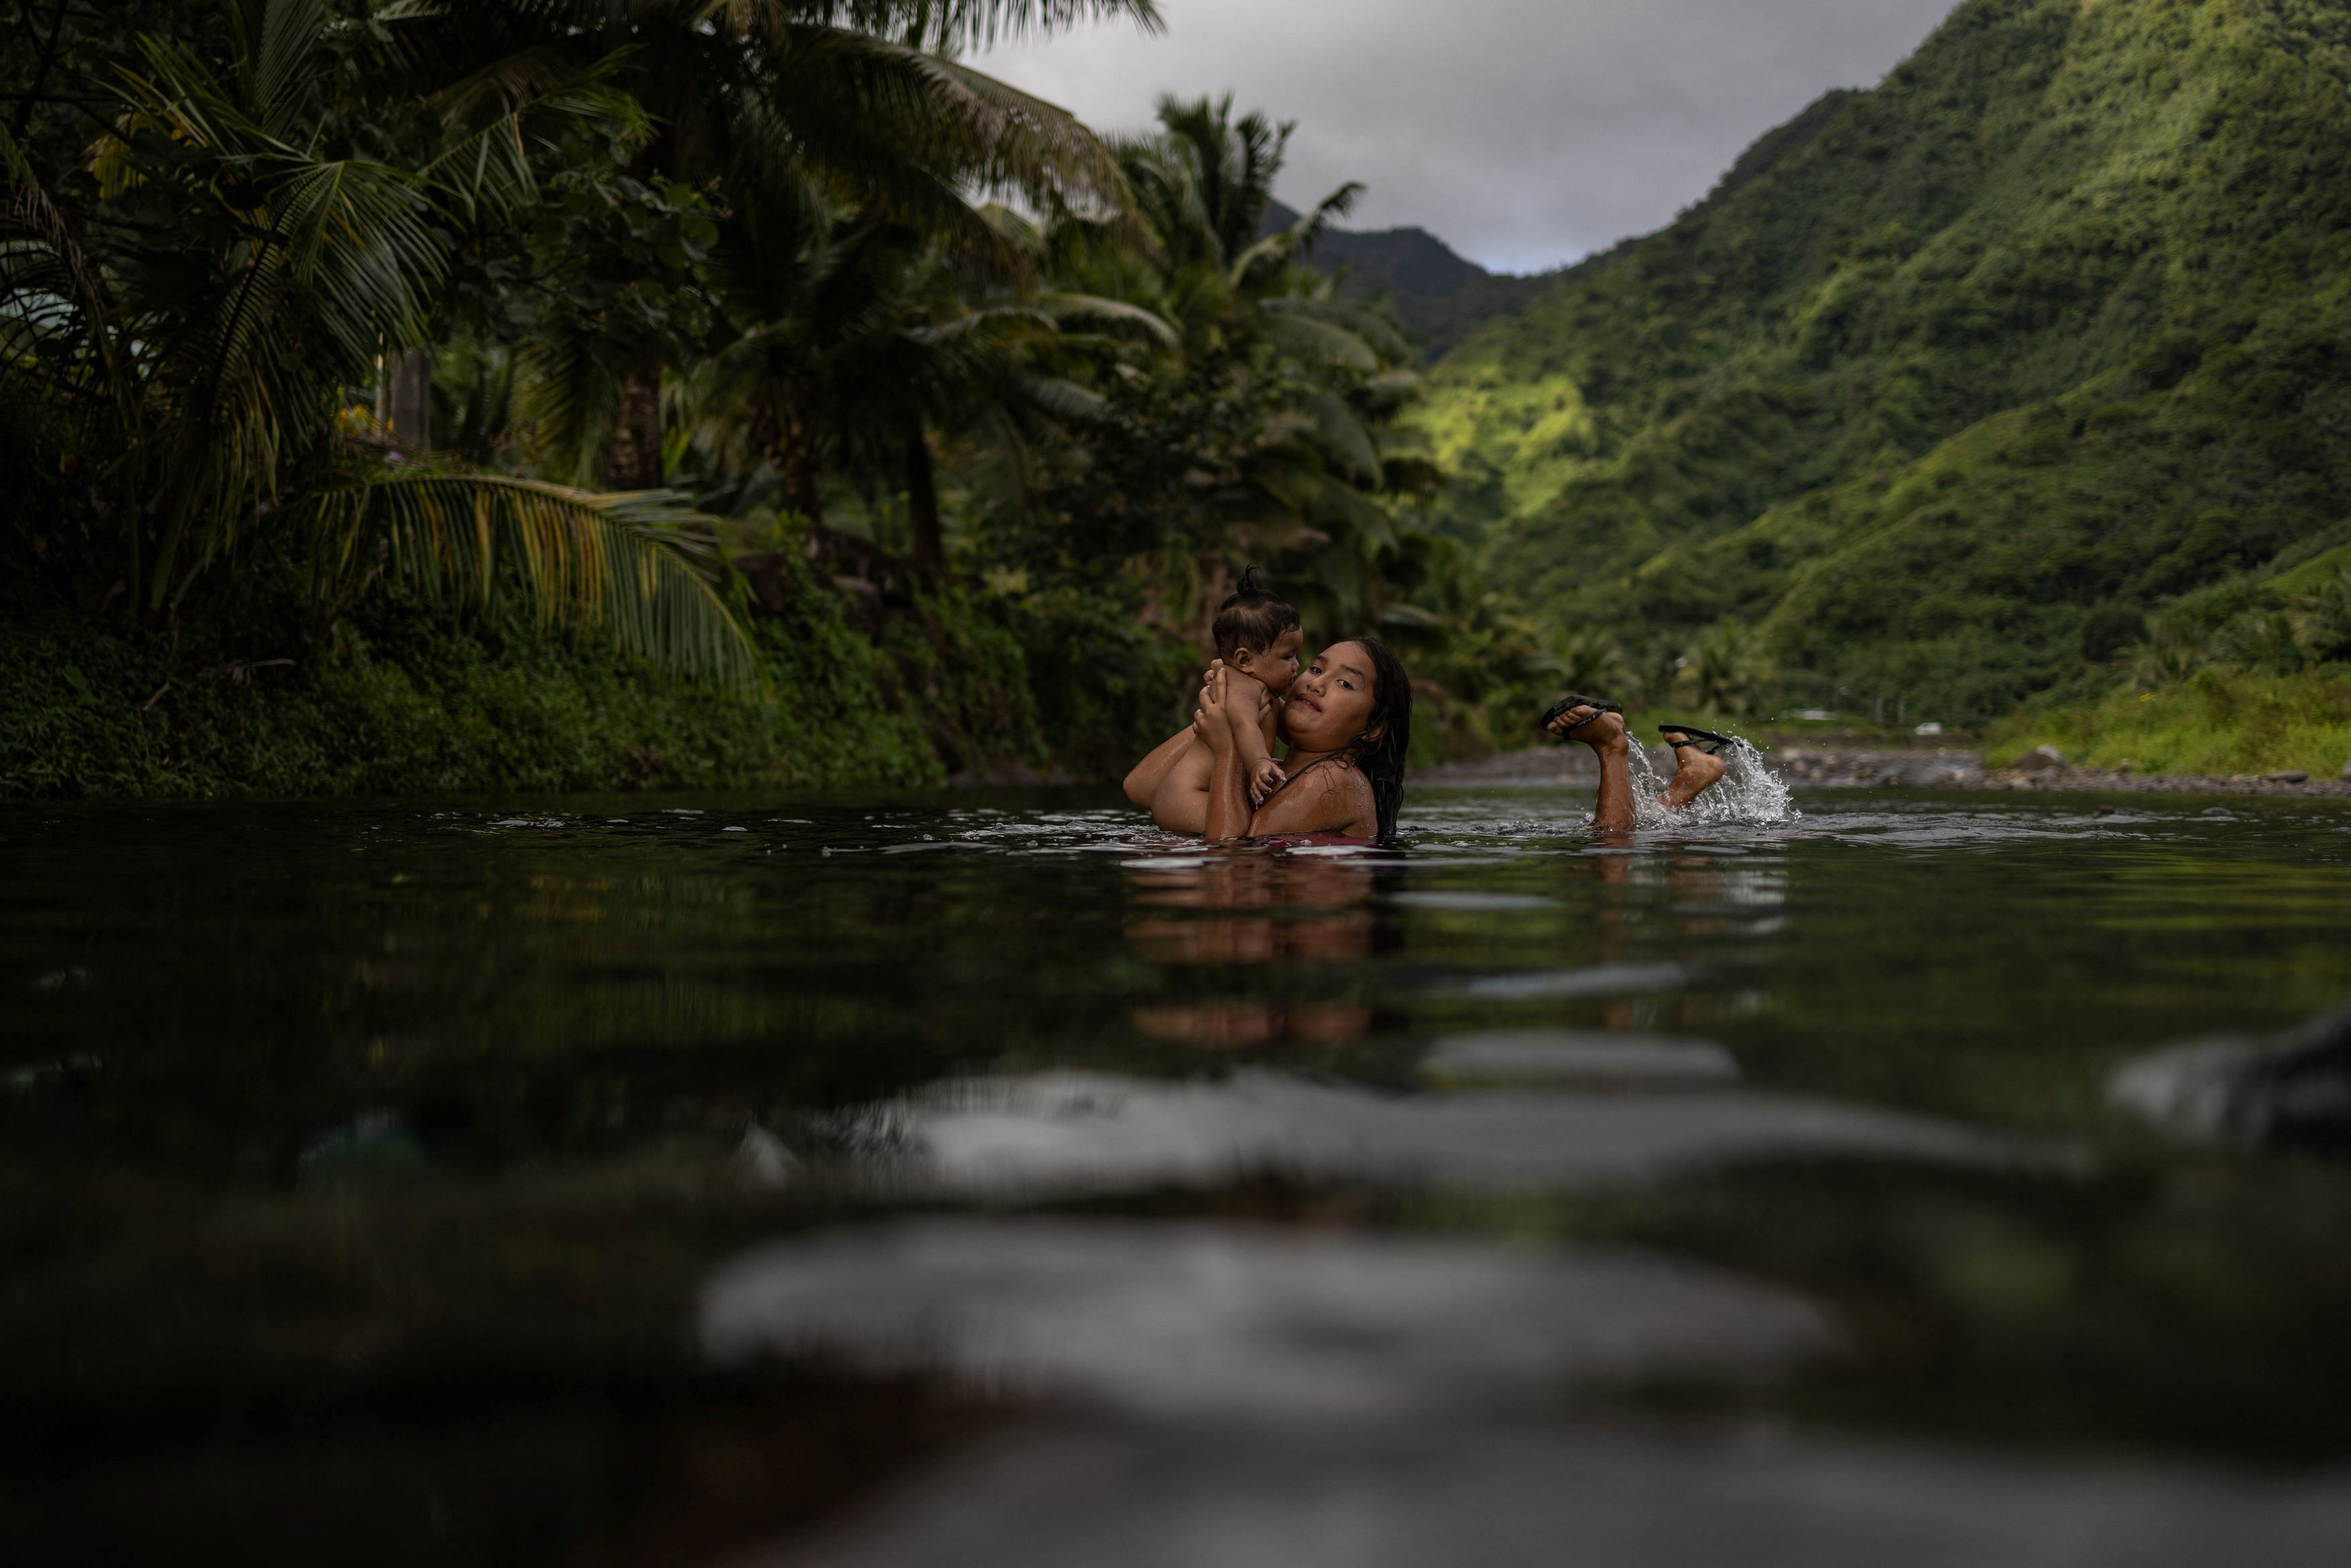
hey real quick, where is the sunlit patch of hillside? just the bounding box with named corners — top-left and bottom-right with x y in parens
top-left (1416, 0), bottom-right (2351, 740)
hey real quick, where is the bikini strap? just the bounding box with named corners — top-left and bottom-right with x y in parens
top-left (1264, 749), bottom-right (1357, 805)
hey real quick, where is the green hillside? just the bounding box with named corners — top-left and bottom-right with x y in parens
top-left (1421, 0), bottom-right (2351, 726)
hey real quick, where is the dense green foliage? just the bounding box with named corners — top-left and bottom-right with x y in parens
top-left (0, 541), bottom-right (929, 797)
top-left (0, 527), bottom-right (1221, 796)
top-left (3, 2), bottom-right (1521, 796)
top-left (1423, 0), bottom-right (2351, 736)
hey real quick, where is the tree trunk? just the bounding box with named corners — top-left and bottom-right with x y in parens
top-left (386, 349), bottom-right (431, 455)
top-left (773, 385), bottom-right (824, 524)
top-left (603, 355), bottom-right (664, 490)
top-left (906, 424), bottom-right (942, 581)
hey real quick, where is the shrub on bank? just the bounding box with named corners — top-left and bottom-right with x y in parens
top-left (0, 561), bottom-right (945, 799)
top-left (1988, 669), bottom-right (2351, 778)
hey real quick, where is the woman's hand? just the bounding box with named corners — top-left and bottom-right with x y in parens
top-left (1198, 665), bottom-right (1238, 755)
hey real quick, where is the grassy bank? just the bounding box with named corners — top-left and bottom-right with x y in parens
top-left (1988, 670), bottom-right (2351, 778)
top-left (0, 555), bottom-right (1194, 801)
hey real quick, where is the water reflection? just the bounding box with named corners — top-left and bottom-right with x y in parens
top-left (11, 792), bottom-right (2351, 1568)
top-left (1124, 853), bottom-right (1390, 1050)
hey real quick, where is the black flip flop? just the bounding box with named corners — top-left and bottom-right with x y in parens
top-left (1539, 694), bottom-right (1622, 739)
top-left (1658, 723), bottom-right (1734, 755)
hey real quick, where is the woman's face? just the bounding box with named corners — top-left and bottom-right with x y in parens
top-left (1280, 641), bottom-right (1380, 753)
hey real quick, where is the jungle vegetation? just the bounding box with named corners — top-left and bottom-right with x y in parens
top-left (1420, 0), bottom-right (2351, 763)
top-left (1, 0), bottom-right (1556, 796)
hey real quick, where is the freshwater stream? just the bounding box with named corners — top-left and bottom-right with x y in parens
top-left (9, 780), bottom-right (2351, 1563)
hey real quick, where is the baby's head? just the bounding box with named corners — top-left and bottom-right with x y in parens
top-left (1212, 569), bottom-right (1303, 694)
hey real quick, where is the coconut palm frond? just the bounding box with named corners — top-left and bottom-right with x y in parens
top-left (309, 472), bottom-right (760, 692)
top-left (874, 0), bottom-right (1166, 52)
top-left (0, 127), bottom-right (134, 420)
top-left (1261, 310), bottom-right (1378, 373)
top-left (420, 57), bottom-right (647, 225)
top-left (1031, 290), bottom-right (1176, 343)
top-left (1262, 294), bottom-right (1410, 363)
top-left (515, 311), bottom-right (627, 486)
top-left (1012, 372), bottom-right (1107, 422)
top-left (1228, 181), bottom-right (1362, 289)
top-left (1298, 387), bottom-right (1383, 488)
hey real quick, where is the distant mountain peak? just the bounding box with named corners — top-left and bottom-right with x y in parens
top-left (1261, 199), bottom-right (1550, 359)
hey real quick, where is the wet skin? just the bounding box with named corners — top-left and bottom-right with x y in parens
top-left (1544, 707), bottom-right (1727, 831)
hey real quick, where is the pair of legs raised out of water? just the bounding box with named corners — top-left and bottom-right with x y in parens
top-left (1542, 701), bottom-right (1728, 835)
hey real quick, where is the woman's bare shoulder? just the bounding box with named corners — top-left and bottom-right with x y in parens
top-left (1251, 757), bottom-right (1375, 837)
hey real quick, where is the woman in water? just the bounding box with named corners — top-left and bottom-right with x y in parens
top-left (1193, 637), bottom-right (1411, 843)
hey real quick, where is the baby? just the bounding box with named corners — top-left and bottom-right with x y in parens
top-left (1122, 573), bottom-right (1304, 834)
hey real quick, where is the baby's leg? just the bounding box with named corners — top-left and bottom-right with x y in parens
top-left (1151, 739), bottom-right (1216, 834)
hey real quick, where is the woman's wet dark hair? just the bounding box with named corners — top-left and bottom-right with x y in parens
top-left (1341, 635), bottom-right (1412, 842)
top-left (1212, 565), bottom-right (1301, 662)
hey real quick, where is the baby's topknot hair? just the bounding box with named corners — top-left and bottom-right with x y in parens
top-left (1212, 566), bottom-right (1301, 662)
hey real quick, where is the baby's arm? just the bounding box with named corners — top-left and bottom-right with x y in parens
top-left (1231, 688), bottom-right (1286, 806)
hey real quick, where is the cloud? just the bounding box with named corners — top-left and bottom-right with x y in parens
top-left (977, 0), bottom-right (1959, 273)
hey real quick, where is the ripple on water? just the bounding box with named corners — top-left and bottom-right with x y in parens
top-left (1454, 962), bottom-right (1693, 1001)
top-left (827, 1069), bottom-right (2017, 1203)
top-left (1423, 1029), bottom-right (1739, 1086)
top-left (699, 1218), bottom-right (1835, 1422)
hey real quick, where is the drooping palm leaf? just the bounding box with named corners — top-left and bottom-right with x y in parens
top-left (307, 471), bottom-right (762, 692)
top-left (1260, 310), bottom-right (1379, 373)
top-left (1262, 294), bottom-right (1410, 363)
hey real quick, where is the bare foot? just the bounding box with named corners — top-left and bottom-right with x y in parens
top-left (1546, 705), bottom-right (1624, 746)
top-left (1660, 731), bottom-right (1727, 807)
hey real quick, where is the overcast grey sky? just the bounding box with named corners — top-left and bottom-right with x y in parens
top-left (977, 0), bottom-right (1960, 274)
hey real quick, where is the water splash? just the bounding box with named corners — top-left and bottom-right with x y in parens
top-left (1626, 733), bottom-right (1799, 830)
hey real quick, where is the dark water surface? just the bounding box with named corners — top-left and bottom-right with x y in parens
top-left (9, 785), bottom-right (2351, 1564)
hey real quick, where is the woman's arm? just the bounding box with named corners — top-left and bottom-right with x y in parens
top-left (1244, 763), bottom-right (1376, 839)
top-left (1201, 670), bottom-right (1257, 841)
top-left (1208, 755), bottom-right (1376, 841)
top-left (1122, 726), bottom-right (1200, 809)
top-left (1124, 661), bottom-right (1229, 807)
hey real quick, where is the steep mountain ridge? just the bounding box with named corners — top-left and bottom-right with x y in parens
top-left (1421, 0), bottom-right (2351, 721)
top-left (1266, 199), bottom-right (1554, 358)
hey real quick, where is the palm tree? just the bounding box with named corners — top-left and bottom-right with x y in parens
top-left (2128, 618), bottom-right (2207, 691)
top-left (1, 0), bottom-right (757, 684)
top-left (1030, 93), bottom-right (1431, 637)
top-left (403, 0), bottom-right (1163, 487)
top-left (2214, 609), bottom-right (2306, 676)
top-left (1679, 620), bottom-right (1776, 718)
top-left (676, 198), bottom-right (1169, 576)
top-left (2293, 569), bottom-right (2351, 664)
top-left (1548, 624), bottom-right (1635, 698)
